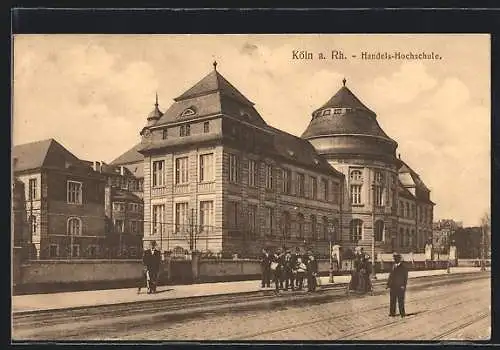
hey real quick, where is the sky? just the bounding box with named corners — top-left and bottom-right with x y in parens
top-left (12, 34), bottom-right (490, 226)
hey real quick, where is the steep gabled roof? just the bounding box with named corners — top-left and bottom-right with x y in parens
top-left (12, 138), bottom-right (86, 173)
top-left (265, 126), bottom-right (344, 178)
top-left (398, 159), bottom-right (430, 192)
top-left (110, 143), bottom-right (144, 165)
top-left (174, 68), bottom-right (254, 107)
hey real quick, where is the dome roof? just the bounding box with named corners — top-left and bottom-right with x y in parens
top-left (302, 80), bottom-right (398, 163)
top-left (147, 93), bottom-right (163, 121)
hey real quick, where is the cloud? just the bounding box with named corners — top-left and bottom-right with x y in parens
top-left (365, 61), bottom-right (438, 106)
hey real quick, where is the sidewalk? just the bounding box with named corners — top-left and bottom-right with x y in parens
top-left (12, 267), bottom-right (484, 314)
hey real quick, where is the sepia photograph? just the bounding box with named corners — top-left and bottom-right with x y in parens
top-left (11, 34), bottom-right (491, 341)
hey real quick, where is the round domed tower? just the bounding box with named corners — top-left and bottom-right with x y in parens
top-left (302, 79), bottom-right (400, 253)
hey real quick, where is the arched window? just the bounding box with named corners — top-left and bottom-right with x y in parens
top-left (67, 217), bottom-right (82, 236)
top-left (310, 215), bottom-right (317, 240)
top-left (322, 217), bottom-right (329, 241)
top-left (297, 213), bottom-right (304, 238)
top-left (282, 211), bottom-right (291, 238)
top-left (405, 228), bottom-right (410, 247)
top-left (405, 203), bottom-right (410, 218)
top-left (375, 220), bottom-right (384, 242)
top-left (410, 229), bottom-right (415, 247)
top-left (399, 228), bottom-right (404, 247)
top-left (349, 219), bottom-right (363, 242)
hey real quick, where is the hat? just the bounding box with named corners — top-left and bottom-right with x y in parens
top-left (393, 252), bottom-right (401, 259)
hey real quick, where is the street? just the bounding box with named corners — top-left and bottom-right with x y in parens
top-left (13, 272), bottom-right (490, 341)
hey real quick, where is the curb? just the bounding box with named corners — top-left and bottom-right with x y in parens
top-left (13, 270), bottom-right (487, 316)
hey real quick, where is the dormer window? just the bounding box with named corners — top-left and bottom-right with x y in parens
top-left (180, 107), bottom-right (196, 118)
top-left (334, 108), bottom-right (342, 114)
top-left (323, 109), bottom-right (331, 116)
top-left (162, 129), bottom-right (168, 140)
top-left (350, 169), bottom-right (363, 181)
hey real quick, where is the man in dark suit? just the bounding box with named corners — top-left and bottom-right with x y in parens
top-left (306, 253), bottom-right (319, 292)
top-left (386, 253), bottom-right (408, 317)
top-left (140, 240), bottom-right (162, 294)
top-left (260, 248), bottom-right (272, 288)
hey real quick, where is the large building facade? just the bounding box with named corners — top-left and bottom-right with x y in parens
top-left (136, 64), bottom-right (435, 258)
top-left (12, 139), bottom-right (107, 259)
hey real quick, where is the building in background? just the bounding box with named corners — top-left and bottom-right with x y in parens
top-left (81, 160), bottom-right (145, 258)
top-left (433, 219), bottom-right (463, 256)
top-left (302, 79), bottom-right (435, 256)
top-left (138, 64), bottom-right (344, 258)
top-left (12, 139), bottom-right (106, 259)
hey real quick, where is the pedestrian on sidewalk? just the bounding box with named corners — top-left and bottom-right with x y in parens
top-left (306, 253), bottom-right (318, 292)
top-left (260, 248), bottom-right (271, 288)
top-left (271, 249), bottom-right (282, 294)
top-left (295, 257), bottom-right (307, 290)
top-left (386, 253), bottom-right (408, 318)
top-left (139, 240), bottom-right (162, 294)
top-left (284, 249), bottom-right (294, 291)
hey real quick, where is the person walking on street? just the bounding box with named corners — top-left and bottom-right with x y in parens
top-left (139, 240), bottom-right (162, 294)
top-left (284, 250), bottom-right (294, 291)
top-left (271, 249), bottom-right (282, 294)
top-left (306, 253), bottom-right (319, 292)
top-left (386, 253), bottom-right (408, 318)
top-left (295, 257), bottom-right (307, 290)
top-left (260, 248), bottom-right (271, 288)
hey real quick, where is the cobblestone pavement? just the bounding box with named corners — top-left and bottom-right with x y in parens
top-left (105, 274), bottom-right (490, 341)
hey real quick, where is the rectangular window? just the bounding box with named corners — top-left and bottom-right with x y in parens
top-left (229, 154), bottom-right (239, 183)
top-left (114, 219), bottom-right (124, 233)
top-left (200, 201), bottom-right (214, 232)
top-left (248, 204), bottom-right (257, 236)
top-left (374, 185), bottom-right (383, 206)
top-left (186, 124), bottom-right (191, 136)
top-left (67, 181), bottom-right (82, 204)
top-left (71, 244), bottom-right (80, 258)
top-left (265, 207), bottom-right (274, 235)
top-left (130, 220), bottom-right (139, 234)
top-left (399, 201), bottom-right (404, 217)
top-left (152, 160), bottom-right (165, 187)
top-left (321, 179), bottom-right (328, 201)
top-left (88, 245), bottom-right (98, 258)
top-left (49, 244), bottom-right (59, 258)
top-left (175, 157), bottom-right (189, 184)
top-left (30, 215), bottom-right (37, 235)
top-left (248, 160), bottom-right (258, 187)
top-left (199, 153), bottom-right (214, 182)
top-left (412, 204), bottom-right (416, 219)
top-left (332, 182), bottom-right (340, 204)
top-left (203, 121), bottom-right (210, 133)
top-left (296, 173), bottom-right (305, 196)
top-left (152, 205), bottom-right (164, 236)
top-left (282, 169), bottom-right (291, 194)
top-left (113, 203), bottom-right (125, 212)
top-left (29, 178), bottom-right (37, 200)
top-left (265, 164), bottom-right (273, 189)
top-left (175, 202), bottom-right (189, 234)
top-left (351, 185), bottom-right (362, 204)
top-left (162, 129), bottom-right (168, 139)
top-left (180, 125), bottom-right (185, 137)
top-left (227, 202), bottom-right (239, 228)
top-left (310, 176), bottom-right (317, 199)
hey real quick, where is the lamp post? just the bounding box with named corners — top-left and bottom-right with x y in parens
top-left (329, 222), bottom-right (335, 283)
top-left (481, 225), bottom-right (486, 271)
top-left (371, 181), bottom-right (377, 280)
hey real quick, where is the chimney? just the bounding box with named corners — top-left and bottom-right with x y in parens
top-left (93, 161), bottom-right (101, 172)
top-left (398, 153), bottom-right (401, 160)
top-left (120, 166), bottom-right (125, 176)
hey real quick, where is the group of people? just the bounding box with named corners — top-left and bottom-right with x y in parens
top-left (260, 247), bottom-right (319, 293)
top-left (349, 247), bottom-right (373, 294)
